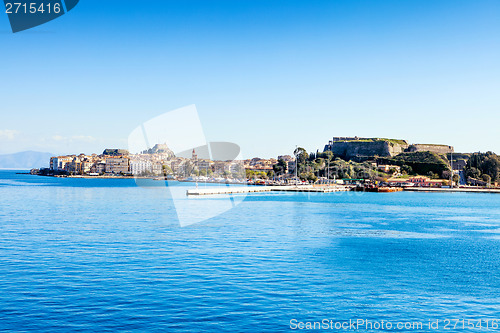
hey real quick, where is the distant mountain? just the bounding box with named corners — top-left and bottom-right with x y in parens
top-left (0, 151), bottom-right (53, 170)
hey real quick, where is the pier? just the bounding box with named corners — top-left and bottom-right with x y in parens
top-left (186, 185), bottom-right (351, 196)
top-left (187, 185), bottom-right (500, 196)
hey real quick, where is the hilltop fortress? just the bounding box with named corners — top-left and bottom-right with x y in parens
top-left (323, 137), bottom-right (453, 160)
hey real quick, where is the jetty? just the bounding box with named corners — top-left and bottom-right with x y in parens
top-left (186, 185), bottom-right (350, 196)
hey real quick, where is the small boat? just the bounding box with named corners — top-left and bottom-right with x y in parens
top-left (354, 185), bottom-right (403, 193)
top-left (377, 187), bottom-right (403, 193)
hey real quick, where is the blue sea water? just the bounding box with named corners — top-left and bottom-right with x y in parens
top-left (0, 170), bottom-right (499, 332)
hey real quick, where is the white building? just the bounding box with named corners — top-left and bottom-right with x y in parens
top-left (130, 159), bottom-right (153, 175)
top-left (50, 156), bottom-right (73, 171)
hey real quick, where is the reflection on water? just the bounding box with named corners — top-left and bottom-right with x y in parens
top-left (0, 170), bottom-right (499, 332)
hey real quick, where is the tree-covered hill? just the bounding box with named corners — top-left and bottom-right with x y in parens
top-left (377, 151), bottom-right (450, 178)
top-left (465, 152), bottom-right (500, 184)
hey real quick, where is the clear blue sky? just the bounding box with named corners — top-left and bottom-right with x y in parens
top-left (1, 0), bottom-right (499, 158)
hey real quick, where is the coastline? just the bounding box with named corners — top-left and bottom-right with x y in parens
top-left (33, 174), bottom-right (150, 180)
top-left (19, 172), bottom-right (500, 194)
top-left (187, 185), bottom-right (500, 196)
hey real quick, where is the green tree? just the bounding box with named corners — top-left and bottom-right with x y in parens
top-left (465, 167), bottom-right (481, 179)
top-left (322, 150), bottom-right (334, 161)
top-left (162, 165), bottom-right (173, 175)
top-left (294, 147), bottom-right (309, 173)
top-left (401, 165), bottom-right (413, 175)
top-left (257, 171), bottom-right (267, 179)
top-left (465, 152), bottom-right (500, 182)
top-left (273, 159), bottom-right (288, 176)
top-left (299, 171), bottom-right (317, 182)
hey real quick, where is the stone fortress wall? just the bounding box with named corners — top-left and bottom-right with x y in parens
top-left (407, 144), bottom-right (454, 154)
top-left (324, 137), bottom-right (453, 159)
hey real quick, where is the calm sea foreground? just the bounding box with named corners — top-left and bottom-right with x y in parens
top-left (0, 170), bottom-right (499, 332)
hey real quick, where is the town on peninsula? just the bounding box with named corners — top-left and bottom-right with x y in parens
top-left (32, 136), bottom-right (500, 192)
